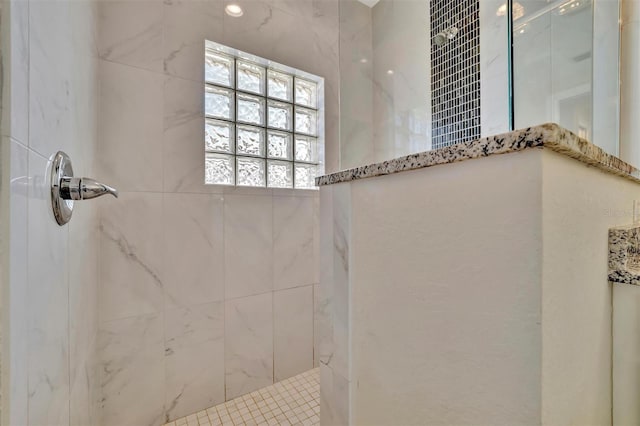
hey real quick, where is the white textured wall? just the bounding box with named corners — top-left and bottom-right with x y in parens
top-left (96, 0), bottom-right (337, 423)
top-left (322, 148), bottom-right (639, 424)
top-left (613, 283), bottom-right (640, 425)
top-left (540, 150), bottom-right (640, 425)
top-left (1, 0), bottom-right (101, 424)
top-left (349, 150), bottom-right (544, 425)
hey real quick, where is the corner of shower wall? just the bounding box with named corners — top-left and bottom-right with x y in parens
top-left (0, 0), bottom-right (103, 425)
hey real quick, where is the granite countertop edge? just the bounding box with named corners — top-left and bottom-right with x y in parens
top-left (316, 123), bottom-right (640, 186)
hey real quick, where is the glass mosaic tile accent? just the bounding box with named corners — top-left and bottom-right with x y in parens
top-left (267, 70), bottom-right (293, 102)
top-left (430, 0), bottom-right (481, 148)
top-left (236, 125), bottom-right (265, 157)
top-left (237, 93), bottom-right (265, 125)
top-left (205, 153), bottom-right (235, 185)
top-left (268, 100), bottom-right (292, 131)
top-left (294, 163), bottom-right (317, 189)
top-left (205, 86), bottom-right (234, 120)
top-left (295, 107), bottom-right (317, 136)
top-left (268, 160), bottom-right (293, 188)
top-left (294, 135), bottom-right (317, 163)
top-left (205, 119), bottom-right (234, 153)
top-left (203, 41), bottom-right (322, 189)
top-left (205, 50), bottom-right (234, 87)
top-left (237, 61), bottom-right (266, 95)
top-left (294, 78), bottom-right (317, 108)
top-left (237, 157), bottom-right (266, 187)
top-left (267, 130), bottom-right (292, 160)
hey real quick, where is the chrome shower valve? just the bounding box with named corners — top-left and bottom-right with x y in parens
top-left (50, 151), bottom-right (118, 226)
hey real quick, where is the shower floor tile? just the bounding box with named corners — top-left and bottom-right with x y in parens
top-left (165, 368), bottom-right (320, 426)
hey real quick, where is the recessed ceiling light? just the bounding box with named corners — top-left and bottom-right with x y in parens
top-left (225, 4), bottom-right (243, 17)
top-left (387, 70), bottom-right (394, 75)
top-left (360, 58), bottom-right (368, 63)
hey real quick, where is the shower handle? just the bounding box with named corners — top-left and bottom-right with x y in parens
top-left (60, 177), bottom-right (118, 200)
top-left (50, 151), bottom-right (118, 226)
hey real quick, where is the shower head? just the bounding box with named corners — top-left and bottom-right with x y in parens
top-left (433, 33), bottom-right (447, 47)
top-left (433, 26), bottom-right (459, 47)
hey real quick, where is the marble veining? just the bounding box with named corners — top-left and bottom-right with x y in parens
top-left (609, 225), bottom-right (640, 286)
top-left (318, 123), bottom-right (640, 186)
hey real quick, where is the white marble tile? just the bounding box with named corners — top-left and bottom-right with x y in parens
top-left (225, 293), bottom-right (274, 399)
top-left (313, 193), bottom-right (320, 284)
top-left (270, 7), bottom-right (339, 80)
top-left (163, 193), bottom-right (225, 308)
top-left (479, 0), bottom-right (508, 79)
top-left (163, 0), bottom-right (224, 82)
top-left (224, 194), bottom-right (273, 299)
top-left (99, 192), bottom-right (164, 322)
top-left (314, 282), bottom-right (331, 368)
top-left (7, 139), bottom-right (29, 426)
top-left (274, 286), bottom-right (314, 381)
top-left (65, 54), bottom-right (100, 175)
top-left (269, 8), bottom-right (317, 74)
top-left (27, 150), bottom-right (70, 426)
top-left (2, 0), bottom-right (29, 144)
top-left (338, 1), bottom-right (374, 170)
top-left (269, 0), bottom-right (314, 17)
top-left (98, 59), bottom-right (164, 193)
top-left (28, 0), bottom-right (75, 158)
top-left (162, 75), bottom-right (221, 194)
top-left (593, 0), bottom-right (621, 155)
top-left (70, 358), bottom-right (92, 426)
top-left (69, 0), bottom-right (99, 59)
top-left (330, 369), bottom-right (350, 425)
top-left (69, 198), bottom-right (100, 387)
top-left (319, 364), bottom-right (334, 426)
top-left (222, 0), bottom-right (276, 58)
top-left (164, 302), bottom-right (225, 421)
top-left (98, 0), bottom-right (164, 72)
top-left (318, 186), bottom-right (335, 371)
top-left (329, 183), bottom-right (350, 380)
top-left (319, 364), bottom-right (350, 426)
top-left (273, 195), bottom-right (315, 289)
top-left (481, 72), bottom-right (510, 137)
top-left (70, 339), bottom-right (100, 426)
top-left (99, 313), bottom-right (165, 426)
top-left (480, 0), bottom-right (509, 138)
top-left (513, 12), bottom-right (552, 129)
top-left (28, 0), bottom-right (98, 156)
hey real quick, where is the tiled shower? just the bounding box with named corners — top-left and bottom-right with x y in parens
top-left (0, 0), bottom-right (632, 425)
top-left (2, 0), bottom-right (338, 424)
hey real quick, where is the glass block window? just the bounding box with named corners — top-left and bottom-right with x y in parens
top-left (204, 41), bottom-right (324, 189)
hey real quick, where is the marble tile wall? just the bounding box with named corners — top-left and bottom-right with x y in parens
top-left (339, 0), bottom-right (508, 168)
top-left (318, 183), bottom-right (351, 426)
top-left (96, 1), bottom-right (335, 424)
top-left (1, 0), bottom-right (101, 425)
